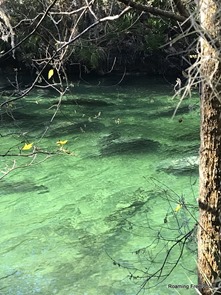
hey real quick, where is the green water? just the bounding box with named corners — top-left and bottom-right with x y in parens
top-left (0, 77), bottom-right (199, 295)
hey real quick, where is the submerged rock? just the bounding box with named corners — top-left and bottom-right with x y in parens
top-left (157, 155), bottom-right (199, 175)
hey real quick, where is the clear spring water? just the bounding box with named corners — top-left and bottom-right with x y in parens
top-left (0, 76), bottom-right (199, 295)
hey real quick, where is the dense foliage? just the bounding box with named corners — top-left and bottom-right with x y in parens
top-left (0, 0), bottom-right (192, 77)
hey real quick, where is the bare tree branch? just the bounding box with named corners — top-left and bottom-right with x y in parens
top-left (117, 0), bottom-right (187, 22)
top-left (0, 6), bottom-right (132, 108)
top-left (0, 0), bottom-right (59, 58)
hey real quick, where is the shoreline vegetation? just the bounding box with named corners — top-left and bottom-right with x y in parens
top-left (0, 1), bottom-right (195, 82)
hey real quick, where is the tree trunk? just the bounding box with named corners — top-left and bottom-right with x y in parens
top-left (198, 0), bottom-right (221, 294)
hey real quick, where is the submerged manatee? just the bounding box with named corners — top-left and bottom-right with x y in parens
top-left (157, 155), bottom-right (199, 175)
top-left (61, 98), bottom-right (115, 106)
top-left (1, 181), bottom-right (49, 195)
top-left (100, 135), bottom-right (160, 156)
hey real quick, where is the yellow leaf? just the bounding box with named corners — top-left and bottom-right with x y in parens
top-left (22, 143), bottom-right (33, 151)
top-left (174, 204), bottom-right (182, 212)
top-left (56, 140), bottom-right (68, 145)
top-left (48, 69), bottom-right (54, 80)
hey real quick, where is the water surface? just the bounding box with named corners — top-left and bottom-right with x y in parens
top-left (0, 76), bottom-right (199, 294)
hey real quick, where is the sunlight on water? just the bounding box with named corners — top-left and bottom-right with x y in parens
top-left (0, 77), bottom-right (199, 294)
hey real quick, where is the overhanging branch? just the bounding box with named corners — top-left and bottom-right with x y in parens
top-left (0, 0), bottom-right (59, 58)
top-left (0, 6), bottom-right (132, 108)
top-left (117, 0), bottom-right (187, 22)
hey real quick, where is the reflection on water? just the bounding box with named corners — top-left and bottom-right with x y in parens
top-left (0, 77), bottom-right (199, 294)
